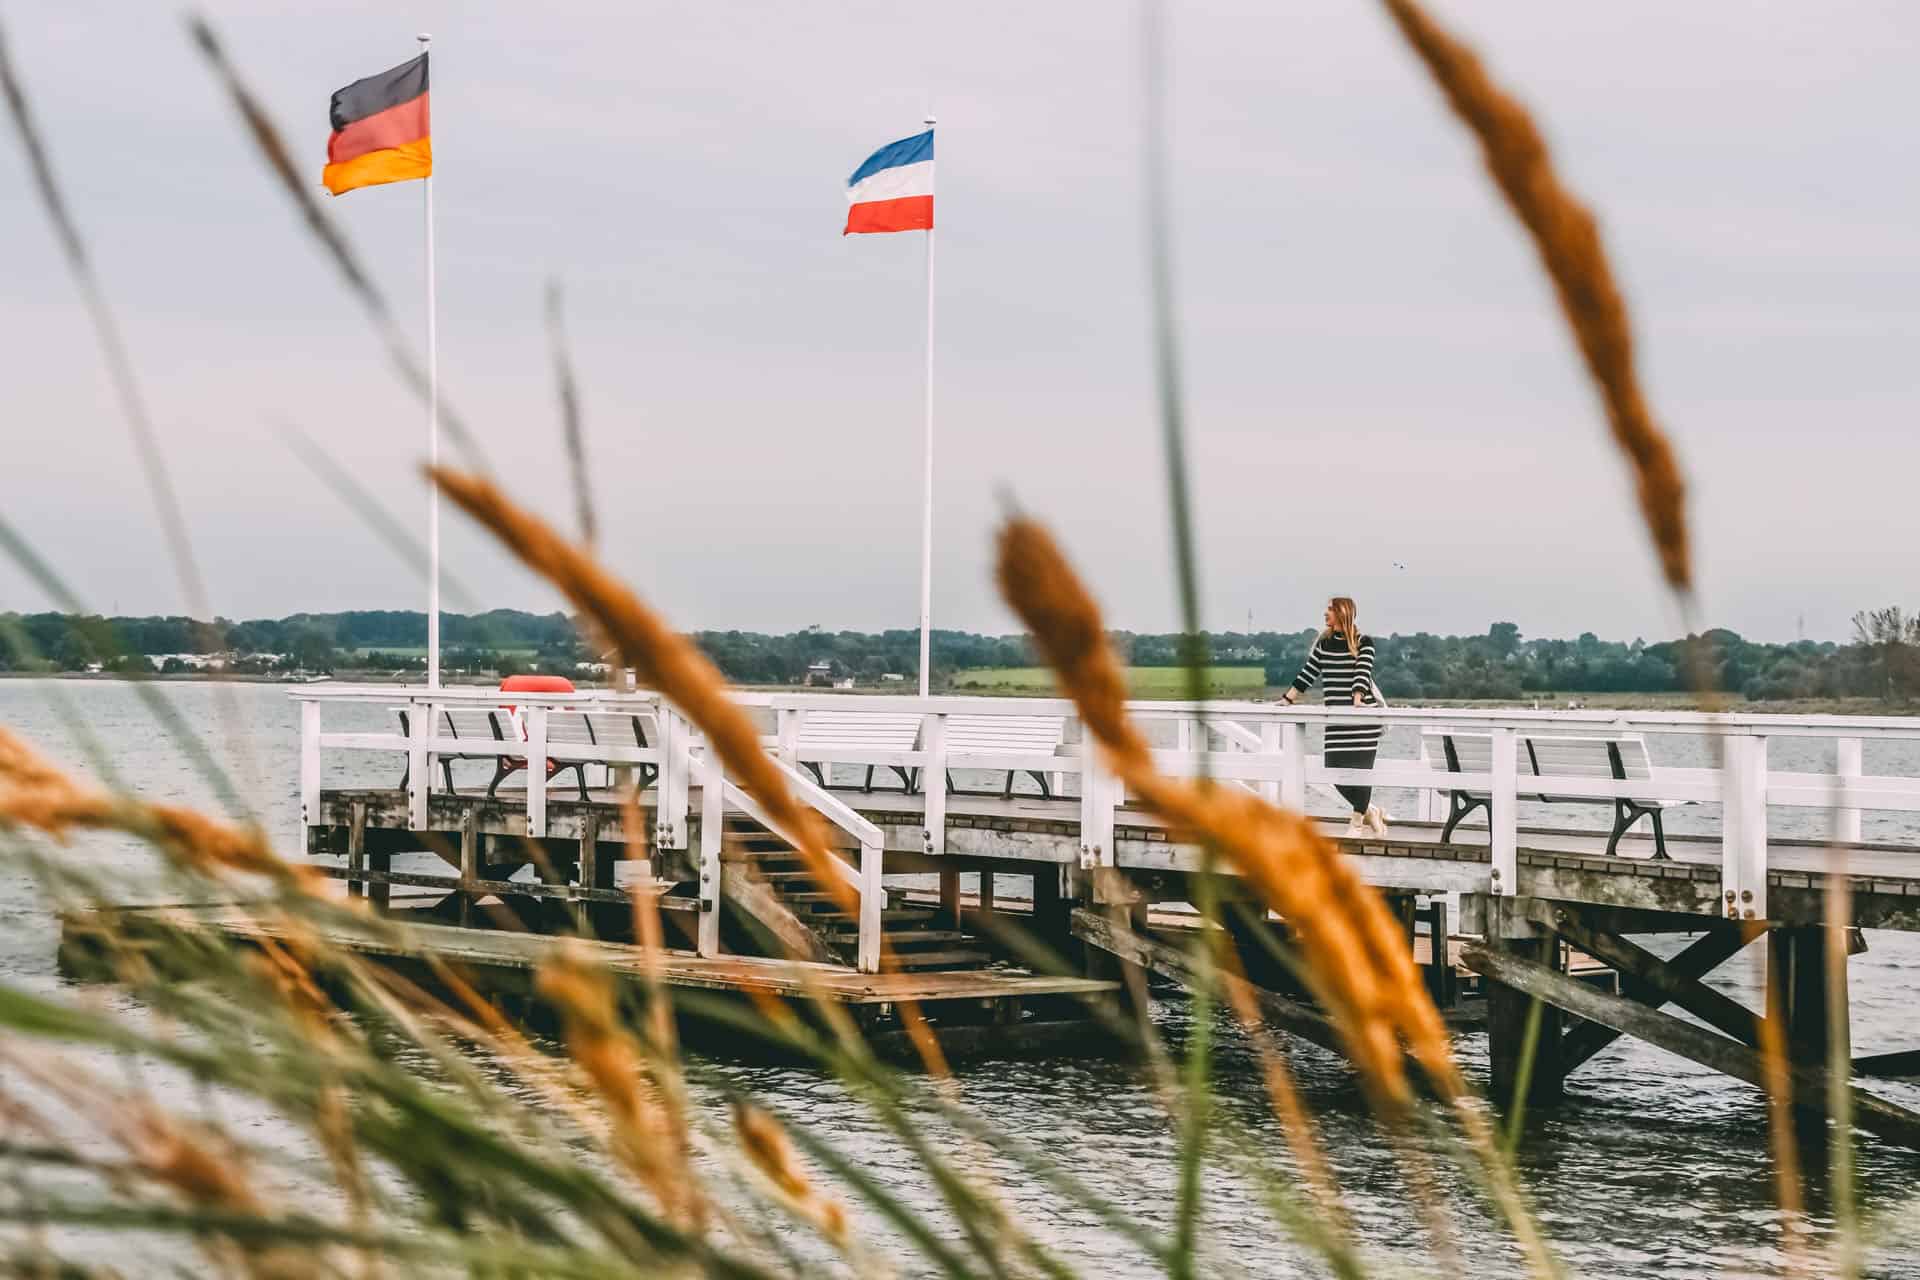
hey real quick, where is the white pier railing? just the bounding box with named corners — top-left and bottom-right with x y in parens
top-left (293, 686), bottom-right (1920, 926)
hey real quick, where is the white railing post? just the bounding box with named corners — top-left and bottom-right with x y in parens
top-left (777, 707), bottom-right (800, 769)
top-left (698, 757), bottom-right (723, 957)
top-left (1722, 733), bottom-right (1768, 919)
top-left (656, 708), bottom-right (690, 849)
top-left (858, 835), bottom-right (883, 974)
top-left (1416, 737), bottom-right (1439, 824)
top-left (922, 711), bottom-right (947, 856)
top-left (299, 700), bottom-right (321, 828)
top-left (526, 704), bottom-right (549, 839)
top-left (1279, 720), bottom-right (1306, 813)
top-left (1258, 720), bottom-right (1281, 804)
top-left (1835, 735), bottom-right (1863, 845)
top-left (1489, 727), bottom-right (1518, 895)
top-left (407, 699), bottom-right (430, 830)
top-left (1080, 738), bottom-right (1115, 867)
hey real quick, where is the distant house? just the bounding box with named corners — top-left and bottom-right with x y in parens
top-left (803, 661), bottom-right (835, 687)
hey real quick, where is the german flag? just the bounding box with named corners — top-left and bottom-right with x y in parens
top-left (322, 53), bottom-right (430, 196)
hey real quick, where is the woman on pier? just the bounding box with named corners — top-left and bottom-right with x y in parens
top-left (1281, 597), bottom-right (1387, 837)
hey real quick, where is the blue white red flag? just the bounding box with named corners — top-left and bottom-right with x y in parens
top-left (844, 129), bottom-right (933, 235)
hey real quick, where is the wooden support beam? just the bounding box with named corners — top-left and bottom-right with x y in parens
top-left (978, 869), bottom-right (996, 928)
top-left (1524, 901), bottom-right (1766, 1058)
top-left (939, 868), bottom-right (960, 931)
top-left (718, 866), bottom-right (838, 965)
top-left (318, 865), bottom-right (674, 907)
top-left (1486, 933), bottom-right (1564, 1105)
top-left (1071, 907), bottom-right (1341, 1055)
top-left (1554, 918), bottom-right (1761, 1073)
top-left (1424, 898), bottom-right (1456, 1009)
top-left (346, 802), bottom-right (367, 901)
top-left (574, 812), bottom-right (600, 936)
top-left (1462, 943), bottom-right (1920, 1151)
top-left (458, 808), bottom-right (479, 929)
top-left (1854, 1050), bottom-right (1920, 1079)
top-left (1032, 862), bottom-right (1065, 952)
top-left (1770, 925), bottom-right (1848, 1067)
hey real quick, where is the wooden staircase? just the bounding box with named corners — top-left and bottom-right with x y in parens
top-left (719, 817), bottom-right (993, 972)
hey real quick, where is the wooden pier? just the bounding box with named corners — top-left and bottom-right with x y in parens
top-left (268, 687), bottom-right (1920, 1140)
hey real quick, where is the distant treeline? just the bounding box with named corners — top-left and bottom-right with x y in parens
top-left (3, 607), bottom-right (1917, 703)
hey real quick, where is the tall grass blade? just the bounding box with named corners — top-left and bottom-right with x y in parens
top-left (1375, 0), bottom-right (1691, 596)
top-left (186, 14), bottom-right (486, 469)
top-left (548, 278), bottom-right (599, 547)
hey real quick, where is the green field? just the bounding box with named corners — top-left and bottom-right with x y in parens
top-left (948, 665), bottom-right (1268, 697)
top-left (348, 646), bottom-right (540, 658)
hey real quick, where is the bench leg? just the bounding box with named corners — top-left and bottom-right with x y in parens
top-left (1441, 792), bottom-right (1484, 844)
top-left (440, 758), bottom-right (456, 795)
top-left (1608, 801), bottom-right (1664, 858)
top-left (889, 766), bottom-right (913, 792)
top-left (1029, 770), bottom-right (1052, 800)
top-left (570, 763), bottom-right (591, 803)
top-left (802, 762), bottom-right (825, 788)
top-left (863, 765), bottom-right (876, 794)
top-left (488, 762), bottom-right (516, 799)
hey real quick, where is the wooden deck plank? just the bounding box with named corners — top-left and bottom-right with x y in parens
top-left (77, 904), bottom-right (1118, 1006)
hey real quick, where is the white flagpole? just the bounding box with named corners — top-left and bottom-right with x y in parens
top-left (917, 114), bottom-right (936, 698)
top-left (419, 32), bottom-right (440, 691)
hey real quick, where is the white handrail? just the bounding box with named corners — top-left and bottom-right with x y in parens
top-left (294, 687), bottom-right (1920, 925)
top-left (689, 751), bottom-right (884, 973)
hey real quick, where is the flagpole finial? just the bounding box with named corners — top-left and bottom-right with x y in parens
top-left (417, 32), bottom-right (432, 46)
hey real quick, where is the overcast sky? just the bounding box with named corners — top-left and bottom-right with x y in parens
top-left (3, 1), bottom-right (1915, 644)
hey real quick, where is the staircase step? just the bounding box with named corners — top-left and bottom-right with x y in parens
top-left (880, 949), bottom-right (994, 972)
top-left (835, 929), bottom-right (976, 950)
top-left (801, 907), bottom-right (936, 926)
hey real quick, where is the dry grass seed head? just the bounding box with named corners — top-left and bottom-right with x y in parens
top-left (536, 943), bottom-right (702, 1225)
top-left (994, 519), bottom-right (1458, 1105)
top-left (430, 466), bottom-right (854, 918)
top-left (1377, 0), bottom-right (1689, 594)
top-left (732, 1100), bottom-right (850, 1245)
top-left (0, 727), bottom-right (318, 891)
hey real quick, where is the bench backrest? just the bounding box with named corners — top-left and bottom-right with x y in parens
top-left (944, 714), bottom-right (1065, 753)
top-left (544, 710), bottom-right (598, 747)
top-left (795, 710), bottom-right (922, 751)
top-left (444, 707), bottom-right (505, 742)
top-left (1422, 731), bottom-right (1492, 775)
top-left (1424, 731), bottom-right (1656, 789)
top-left (584, 711), bottom-right (652, 749)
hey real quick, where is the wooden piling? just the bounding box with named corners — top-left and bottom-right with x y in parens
top-left (1485, 899), bottom-right (1564, 1106)
top-left (1770, 925), bottom-right (1849, 1085)
top-left (346, 801), bottom-right (366, 901)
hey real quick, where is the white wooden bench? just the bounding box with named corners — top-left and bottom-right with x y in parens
top-left (397, 706), bottom-right (599, 801)
top-left (1422, 731), bottom-right (1680, 858)
top-left (580, 710), bottom-right (660, 793)
top-left (794, 710), bottom-right (923, 793)
top-left (945, 714), bottom-right (1066, 799)
top-left (397, 706), bottom-right (513, 795)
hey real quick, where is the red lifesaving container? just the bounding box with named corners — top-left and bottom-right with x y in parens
top-left (494, 674), bottom-right (578, 784)
top-left (498, 674), bottom-right (576, 697)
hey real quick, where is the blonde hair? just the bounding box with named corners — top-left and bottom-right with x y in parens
top-left (1324, 597), bottom-right (1360, 657)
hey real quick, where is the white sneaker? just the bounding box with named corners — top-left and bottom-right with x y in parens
top-left (1364, 805), bottom-right (1389, 837)
top-left (1345, 812), bottom-right (1366, 837)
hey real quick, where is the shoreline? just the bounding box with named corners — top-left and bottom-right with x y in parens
top-left (1, 670), bottom-right (1908, 717)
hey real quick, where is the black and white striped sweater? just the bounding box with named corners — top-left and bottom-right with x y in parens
top-left (1289, 632), bottom-right (1383, 752)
